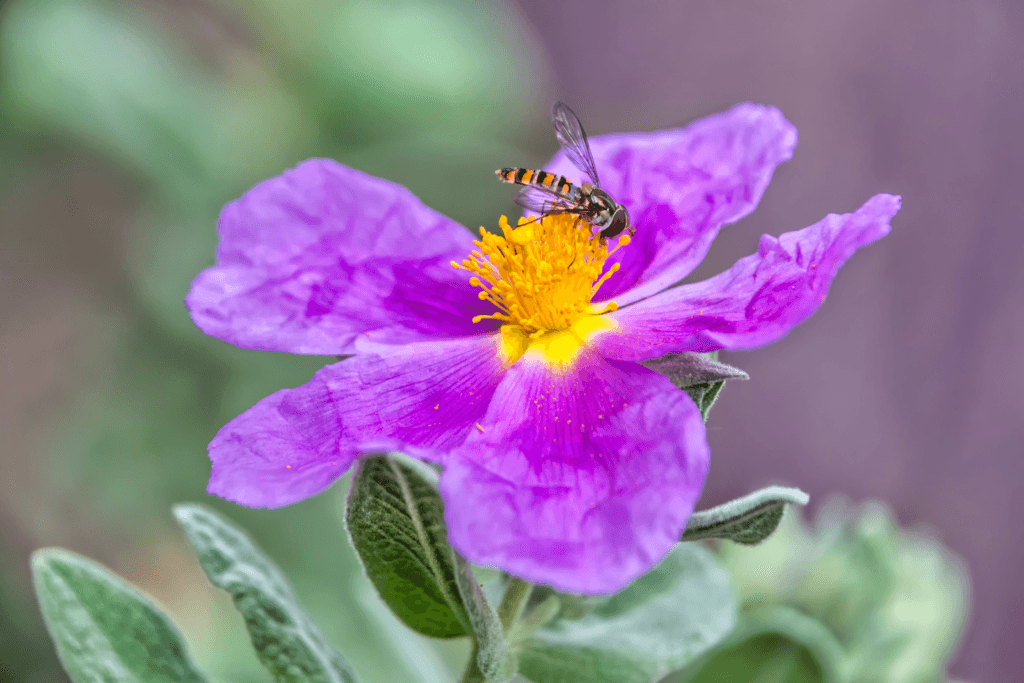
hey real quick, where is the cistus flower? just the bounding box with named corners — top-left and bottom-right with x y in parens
top-left (186, 103), bottom-right (900, 594)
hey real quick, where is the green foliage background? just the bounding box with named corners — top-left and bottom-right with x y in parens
top-left (0, 1), bottom-right (547, 680)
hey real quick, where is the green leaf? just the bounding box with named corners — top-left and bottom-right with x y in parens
top-left (344, 454), bottom-right (470, 639)
top-left (518, 544), bottom-right (736, 683)
top-left (172, 504), bottom-right (360, 683)
top-left (679, 632), bottom-right (826, 683)
top-left (451, 552), bottom-right (516, 682)
top-left (683, 381), bottom-right (726, 422)
top-left (642, 352), bottom-right (747, 422)
top-left (667, 605), bottom-right (843, 683)
top-left (31, 548), bottom-right (209, 683)
top-left (682, 486), bottom-right (810, 545)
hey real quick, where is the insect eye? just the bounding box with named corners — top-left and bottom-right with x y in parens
top-left (600, 209), bottom-right (629, 239)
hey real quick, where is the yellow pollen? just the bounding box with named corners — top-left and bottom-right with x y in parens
top-left (451, 214), bottom-right (629, 341)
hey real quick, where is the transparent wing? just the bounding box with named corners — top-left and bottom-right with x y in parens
top-left (514, 184), bottom-right (575, 215)
top-left (551, 101), bottom-right (601, 186)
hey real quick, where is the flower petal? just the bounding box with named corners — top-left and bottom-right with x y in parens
top-left (545, 103), bottom-right (797, 305)
top-left (441, 350), bottom-right (709, 594)
top-left (593, 194), bottom-right (901, 362)
top-left (187, 159), bottom-right (499, 355)
top-left (207, 335), bottom-right (508, 508)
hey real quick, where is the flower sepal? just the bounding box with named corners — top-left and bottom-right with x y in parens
top-left (642, 351), bottom-right (749, 422)
top-left (684, 381), bottom-right (726, 422)
top-left (641, 351), bottom-right (750, 388)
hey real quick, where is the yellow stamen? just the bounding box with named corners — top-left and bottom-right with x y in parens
top-left (452, 214), bottom-right (628, 365)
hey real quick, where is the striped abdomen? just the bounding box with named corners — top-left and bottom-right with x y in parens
top-left (496, 167), bottom-right (579, 201)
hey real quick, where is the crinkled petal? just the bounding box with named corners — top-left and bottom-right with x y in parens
top-left (187, 159), bottom-right (498, 355)
top-left (207, 335), bottom-right (508, 508)
top-left (593, 194), bottom-right (901, 362)
top-left (441, 349), bottom-right (709, 594)
top-left (545, 103), bottom-right (797, 305)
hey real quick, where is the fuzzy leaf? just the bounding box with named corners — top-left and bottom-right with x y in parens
top-left (31, 549), bottom-right (209, 683)
top-left (641, 352), bottom-right (749, 388)
top-left (682, 486), bottom-right (810, 545)
top-left (518, 544), bottom-right (736, 683)
top-left (667, 606), bottom-right (843, 683)
top-left (345, 454), bottom-right (470, 639)
top-left (452, 552), bottom-right (516, 682)
top-left (172, 504), bottom-right (359, 683)
top-left (683, 381), bottom-right (726, 422)
top-left (643, 352), bottom-right (746, 422)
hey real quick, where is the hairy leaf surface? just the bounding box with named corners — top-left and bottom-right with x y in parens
top-left (174, 504), bottom-right (359, 683)
top-left (345, 455), bottom-right (470, 639)
top-left (682, 486), bottom-right (809, 545)
top-left (518, 545), bottom-right (736, 683)
top-left (32, 549), bottom-right (209, 683)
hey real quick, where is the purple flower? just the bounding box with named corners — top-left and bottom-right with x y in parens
top-left (187, 103), bottom-right (900, 594)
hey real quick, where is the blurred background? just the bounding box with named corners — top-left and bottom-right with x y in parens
top-left (0, 0), bottom-right (1019, 681)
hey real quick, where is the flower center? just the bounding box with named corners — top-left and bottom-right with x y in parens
top-left (452, 214), bottom-right (629, 362)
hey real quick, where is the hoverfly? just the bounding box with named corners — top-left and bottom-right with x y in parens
top-left (496, 102), bottom-right (632, 241)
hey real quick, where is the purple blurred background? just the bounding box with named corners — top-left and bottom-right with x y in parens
top-left (511, 0), bottom-right (1022, 678)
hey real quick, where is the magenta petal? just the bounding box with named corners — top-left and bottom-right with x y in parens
top-left (544, 103), bottom-right (797, 305)
top-left (207, 335), bottom-right (508, 508)
top-left (441, 351), bottom-right (709, 594)
top-left (594, 194), bottom-right (901, 362)
top-left (187, 159), bottom-right (499, 355)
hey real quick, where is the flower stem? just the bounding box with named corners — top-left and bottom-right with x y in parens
top-left (460, 643), bottom-right (485, 683)
top-left (461, 577), bottom-right (533, 682)
top-left (497, 577), bottom-right (534, 633)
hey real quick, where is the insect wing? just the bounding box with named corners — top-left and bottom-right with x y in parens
top-left (514, 185), bottom-right (574, 215)
top-left (551, 101), bottom-right (602, 187)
